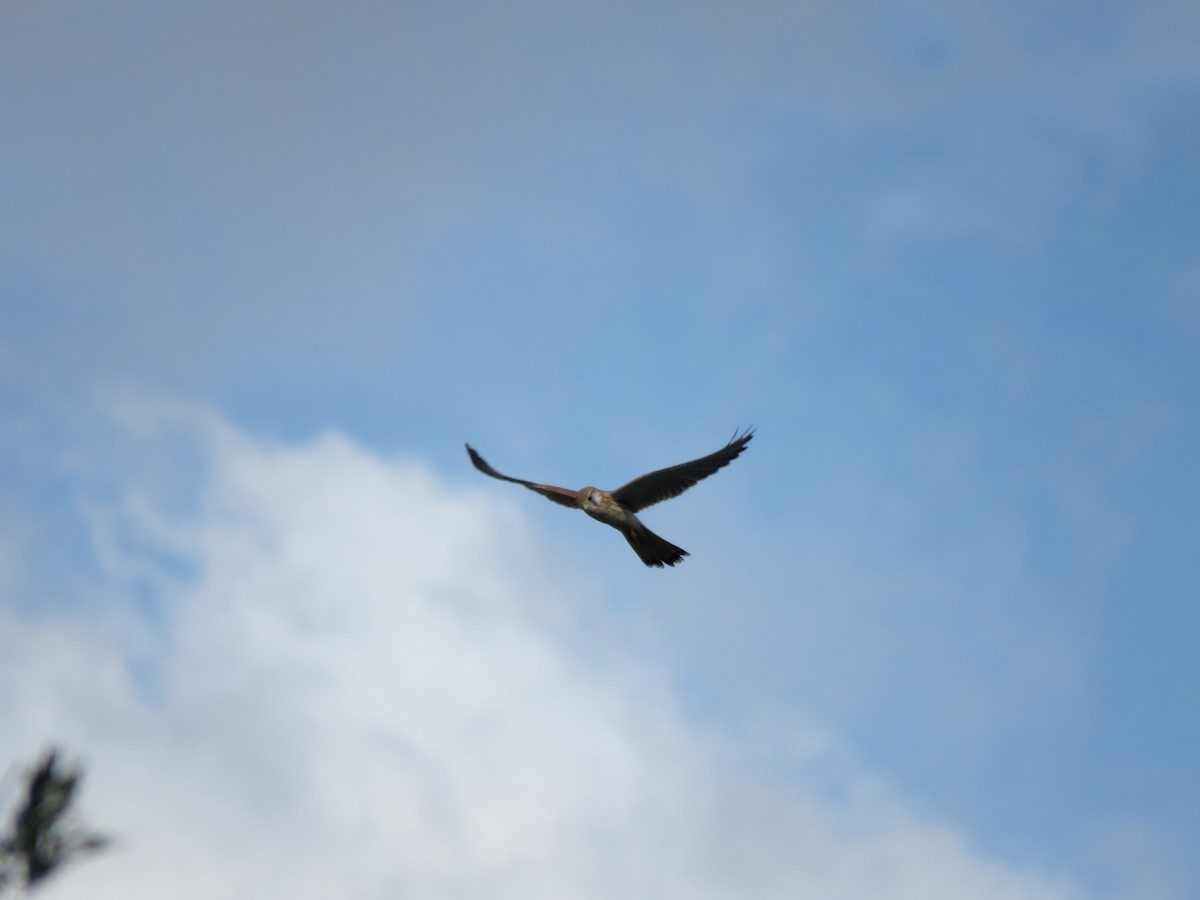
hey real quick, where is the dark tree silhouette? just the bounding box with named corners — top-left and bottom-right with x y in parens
top-left (0, 748), bottom-right (110, 894)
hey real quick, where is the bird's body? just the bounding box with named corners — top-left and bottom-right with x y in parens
top-left (578, 487), bottom-right (629, 528)
top-left (576, 486), bottom-right (686, 566)
top-left (465, 429), bottom-right (753, 567)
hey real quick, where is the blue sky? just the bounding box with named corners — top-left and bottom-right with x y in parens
top-left (2, 2), bottom-right (1198, 897)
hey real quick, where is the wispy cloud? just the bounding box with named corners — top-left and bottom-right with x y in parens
top-left (1, 397), bottom-right (1084, 899)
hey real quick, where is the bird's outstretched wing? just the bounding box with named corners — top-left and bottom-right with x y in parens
top-left (612, 428), bottom-right (754, 513)
top-left (465, 444), bottom-right (580, 508)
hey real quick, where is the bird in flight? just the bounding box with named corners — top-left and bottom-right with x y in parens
top-left (465, 429), bottom-right (754, 567)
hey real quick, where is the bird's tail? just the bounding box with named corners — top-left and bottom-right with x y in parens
top-left (624, 524), bottom-right (689, 568)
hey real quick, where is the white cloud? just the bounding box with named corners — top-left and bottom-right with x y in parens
top-left (1, 397), bottom-right (1085, 899)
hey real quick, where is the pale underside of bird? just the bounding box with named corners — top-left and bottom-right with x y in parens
top-left (465, 428), bottom-right (754, 567)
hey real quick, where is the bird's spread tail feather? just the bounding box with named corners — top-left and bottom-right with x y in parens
top-left (624, 525), bottom-right (689, 568)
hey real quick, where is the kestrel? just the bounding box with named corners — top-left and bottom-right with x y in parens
top-left (465, 428), bottom-right (754, 567)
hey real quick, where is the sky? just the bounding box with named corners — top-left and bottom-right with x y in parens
top-left (1, 1), bottom-right (1198, 897)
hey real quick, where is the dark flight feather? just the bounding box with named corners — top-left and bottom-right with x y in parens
top-left (612, 428), bottom-right (754, 513)
top-left (465, 444), bottom-right (580, 508)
